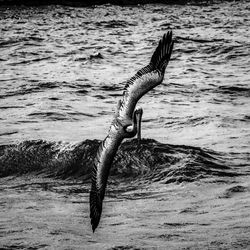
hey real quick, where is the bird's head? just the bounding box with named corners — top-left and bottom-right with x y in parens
top-left (123, 107), bottom-right (143, 138)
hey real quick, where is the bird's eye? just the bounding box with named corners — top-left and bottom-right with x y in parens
top-left (124, 124), bottom-right (133, 133)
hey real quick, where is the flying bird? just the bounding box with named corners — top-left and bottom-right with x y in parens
top-left (90, 31), bottom-right (174, 232)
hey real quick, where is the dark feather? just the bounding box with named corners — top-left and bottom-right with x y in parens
top-left (90, 182), bottom-right (102, 232)
top-left (150, 31), bottom-right (173, 72)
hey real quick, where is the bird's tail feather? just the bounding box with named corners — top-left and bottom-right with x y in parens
top-left (150, 31), bottom-right (174, 73)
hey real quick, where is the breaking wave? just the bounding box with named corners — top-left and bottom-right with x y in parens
top-left (0, 139), bottom-right (244, 184)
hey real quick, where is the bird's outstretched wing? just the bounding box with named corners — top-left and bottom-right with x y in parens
top-left (90, 31), bottom-right (174, 232)
top-left (118, 31), bottom-right (174, 120)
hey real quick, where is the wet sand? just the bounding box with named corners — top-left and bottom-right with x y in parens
top-left (1, 175), bottom-right (250, 249)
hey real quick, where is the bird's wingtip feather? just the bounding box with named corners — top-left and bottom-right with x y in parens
top-left (150, 30), bottom-right (174, 72)
top-left (90, 186), bottom-right (103, 233)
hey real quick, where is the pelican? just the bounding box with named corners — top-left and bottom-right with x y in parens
top-left (90, 31), bottom-right (174, 232)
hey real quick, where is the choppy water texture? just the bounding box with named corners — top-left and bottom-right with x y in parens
top-left (0, 1), bottom-right (250, 249)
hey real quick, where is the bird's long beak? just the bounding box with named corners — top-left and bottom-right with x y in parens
top-left (135, 108), bottom-right (143, 146)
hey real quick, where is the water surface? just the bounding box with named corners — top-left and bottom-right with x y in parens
top-left (0, 1), bottom-right (250, 249)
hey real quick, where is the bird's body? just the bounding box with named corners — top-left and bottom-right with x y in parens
top-left (90, 31), bottom-right (174, 232)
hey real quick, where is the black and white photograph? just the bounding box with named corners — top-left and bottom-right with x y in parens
top-left (0, 0), bottom-right (249, 249)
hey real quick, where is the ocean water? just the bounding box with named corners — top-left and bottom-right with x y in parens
top-left (0, 1), bottom-right (250, 249)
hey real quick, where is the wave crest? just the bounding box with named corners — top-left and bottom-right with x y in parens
top-left (0, 139), bottom-right (241, 184)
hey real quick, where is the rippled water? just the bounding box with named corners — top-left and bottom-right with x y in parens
top-left (0, 1), bottom-right (250, 249)
top-left (1, 2), bottom-right (249, 154)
